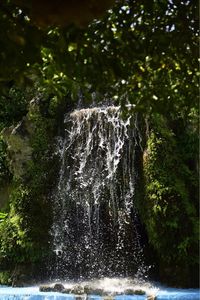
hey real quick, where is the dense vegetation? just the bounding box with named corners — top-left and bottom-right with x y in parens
top-left (0, 0), bottom-right (198, 287)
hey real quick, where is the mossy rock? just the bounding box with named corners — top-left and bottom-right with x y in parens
top-left (83, 285), bottom-right (93, 294)
top-left (70, 285), bottom-right (84, 295)
top-left (134, 289), bottom-right (146, 295)
top-left (84, 285), bottom-right (105, 295)
top-left (39, 285), bottom-right (54, 292)
top-left (53, 283), bottom-right (65, 292)
top-left (124, 288), bottom-right (145, 295)
top-left (40, 283), bottom-right (65, 293)
top-left (124, 289), bottom-right (135, 295)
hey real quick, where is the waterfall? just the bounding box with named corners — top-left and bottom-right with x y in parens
top-left (51, 106), bottom-right (145, 280)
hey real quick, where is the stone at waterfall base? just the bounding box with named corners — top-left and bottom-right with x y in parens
top-left (39, 283), bottom-right (146, 296)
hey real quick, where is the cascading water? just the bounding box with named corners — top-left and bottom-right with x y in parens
top-left (51, 106), bottom-right (146, 280)
top-left (1, 106), bottom-right (199, 300)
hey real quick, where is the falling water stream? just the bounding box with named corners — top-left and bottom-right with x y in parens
top-left (1, 106), bottom-right (199, 299)
top-left (51, 106), bottom-right (145, 280)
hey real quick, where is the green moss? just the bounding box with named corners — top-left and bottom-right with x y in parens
top-left (0, 271), bottom-right (12, 285)
top-left (0, 138), bottom-right (12, 190)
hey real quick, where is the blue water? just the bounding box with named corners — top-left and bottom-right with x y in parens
top-left (0, 286), bottom-right (74, 299)
top-left (156, 288), bottom-right (200, 300)
top-left (0, 286), bottom-right (199, 300)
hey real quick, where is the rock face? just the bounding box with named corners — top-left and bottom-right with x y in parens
top-left (1, 98), bottom-right (41, 179)
top-left (2, 117), bottom-right (34, 178)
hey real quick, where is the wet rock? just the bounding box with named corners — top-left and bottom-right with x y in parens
top-left (75, 296), bottom-right (87, 300)
top-left (124, 288), bottom-right (145, 296)
top-left (39, 285), bottom-right (54, 292)
top-left (40, 283), bottom-right (65, 293)
top-left (134, 289), bottom-right (146, 295)
top-left (84, 285), bottom-right (92, 294)
top-left (84, 285), bottom-right (105, 295)
top-left (71, 285), bottom-right (84, 295)
top-left (53, 283), bottom-right (65, 292)
top-left (62, 288), bottom-right (72, 294)
top-left (124, 289), bottom-right (135, 295)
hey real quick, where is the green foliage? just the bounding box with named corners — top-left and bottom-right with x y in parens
top-left (0, 138), bottom-right (11, 187)
top-left (0, 0), bottom-right (44, 89)
top-left (0, 271), bottom-right (12, 285)
top-left (0, 166), bottom-right (52, 268)
top-left (0, 86), bottom-right (34, 208)
top-left (29, 109), bottom-right (54, 154)
top-left (0, 212), bottom-right (7, 222)
top-left (0, 87), bottom-right (30, 130)
top-left (0, 0), bottom-right (198, 113)
top-left (0, 185), bottom-right (32, 263)
top-left (0, 102), bottom-right (57, 274)
top-left (31, 0), bottom-right (198, 112)
top-left (142, 114), bottom-right (199, 285)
